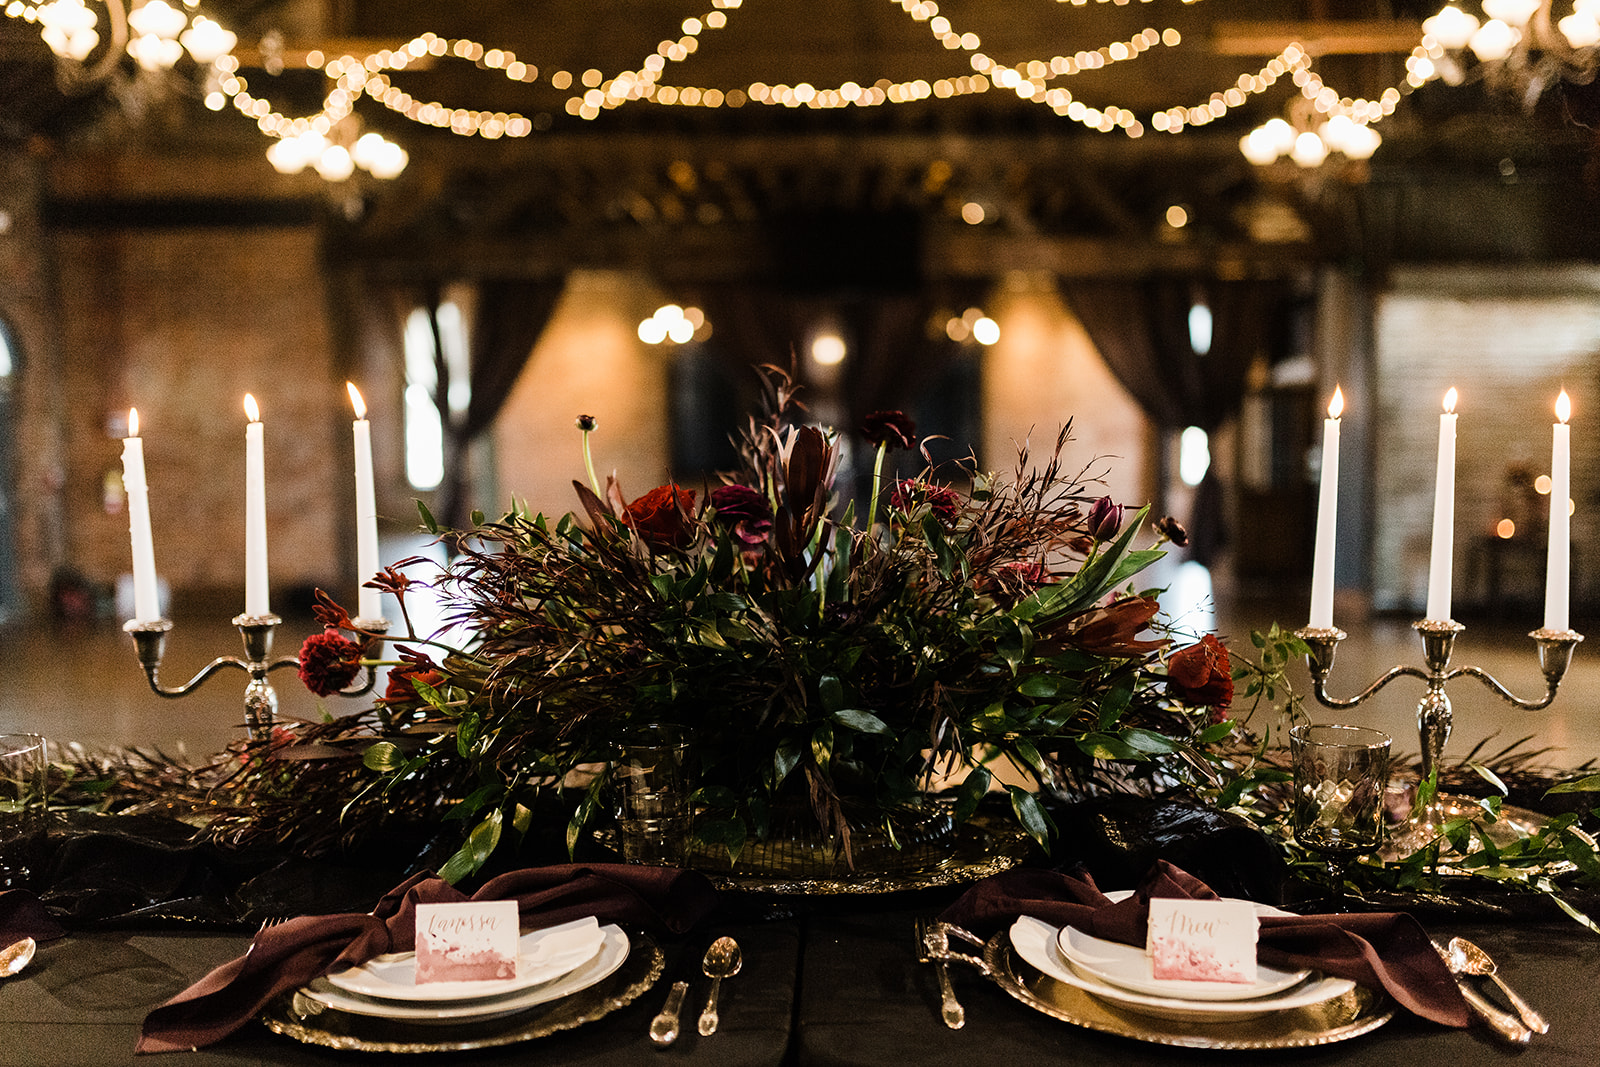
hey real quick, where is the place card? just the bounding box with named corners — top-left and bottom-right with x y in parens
top-left (414, 900), bottom-right (520, 984)
top-left (1146, 897), bottom-right (1258, 983)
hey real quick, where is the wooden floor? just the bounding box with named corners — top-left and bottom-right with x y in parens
top-left (2, 562), bottom-right (1597, 774)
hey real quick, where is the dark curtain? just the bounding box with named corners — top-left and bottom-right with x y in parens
top-left (1058, 277), bottom-right (1284, 566)
top-left (437, 278), bottom-right (565, 528)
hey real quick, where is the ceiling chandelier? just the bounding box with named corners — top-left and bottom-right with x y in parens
top-left (7, 0), bottom-right (407, 181)
top-left (1417, 0), bottom-right (1600, 108)
top-left (23, 0), bottom-right (234, 88)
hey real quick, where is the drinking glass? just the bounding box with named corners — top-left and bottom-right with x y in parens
top-left (0, 733), bottom-right (48, 889)
top-left (614, 724), bottom-right (691, 866)
top-left (1290, 723), bottom-right (1391, 876)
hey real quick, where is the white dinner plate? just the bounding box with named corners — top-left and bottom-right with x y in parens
top-left (1011, 916), bottom-right (1355, 1023)
top-left (300, 923), bottom-right (631, 1024)
top-left (1056, 892), bottom-right (1310, 1001)
top-left (325, 916), bottom-right (607, 1002)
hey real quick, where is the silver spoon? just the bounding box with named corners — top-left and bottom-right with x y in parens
top-left (1449, 937), bottom-right (1549, 1034)
top-left (0, 937), bottom-right (36, 978)
top-left (697, 936), bottom-right (742, 1036)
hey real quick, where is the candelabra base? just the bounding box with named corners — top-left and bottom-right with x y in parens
top-left (1379, 793), bottom-right (1574, 866)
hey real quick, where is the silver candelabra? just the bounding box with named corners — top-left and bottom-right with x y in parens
top-left (124, 613), bottom-right (388, 739)
top-left (1294, 619), bottom-right (1583, 857)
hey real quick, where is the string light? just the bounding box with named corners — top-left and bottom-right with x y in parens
top-left (8, 0), bottom-right (1417, 159)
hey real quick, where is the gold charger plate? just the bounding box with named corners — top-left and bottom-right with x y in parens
top-left (985, 931), bottom-right (1394, 1050)
top-left (258, 931), bottom-right (663, 1053)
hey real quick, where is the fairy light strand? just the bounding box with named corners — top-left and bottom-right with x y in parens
top-left (7, 0), bottom-right (1419, 153)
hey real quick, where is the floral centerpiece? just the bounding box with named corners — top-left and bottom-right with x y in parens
top-left (269, 365), bottom-right (1302, 883)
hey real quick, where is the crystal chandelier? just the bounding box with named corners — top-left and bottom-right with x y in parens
top-left (1418, 0), bottom-right (1600, 108)
top-left (1239, 97), bottom-right (1382, 170)
top-left (28, 0), bottom-right (235, 88)
top-left (11, 1), bottom-right (407, 181)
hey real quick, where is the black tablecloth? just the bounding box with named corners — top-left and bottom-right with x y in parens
top-left (4, 906), bottom-right (1595, 1065)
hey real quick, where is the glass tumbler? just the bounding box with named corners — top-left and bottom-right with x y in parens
top-left (1290, 723), bottom-right (1392, 870)
top-left (0, 733), bottom-right (48, 889)
top-left (614, 724), bottom-right (691, 867)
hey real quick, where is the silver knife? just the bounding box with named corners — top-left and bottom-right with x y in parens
top-left (1432, 940), bottom-right (1531, 1045)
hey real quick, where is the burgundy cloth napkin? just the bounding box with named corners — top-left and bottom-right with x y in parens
top-left (137, 863), bottom-right (718, 1054)
top-left (940, 860), bottom-right (1471, 1029)
top-left (0, 888), bottom-right (66, 946)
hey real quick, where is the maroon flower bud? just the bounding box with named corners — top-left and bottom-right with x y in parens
top-left (860, 410), bottom-right (917, 450)
top-left (1086, 496), bottom-right (1123, 541)
top-left (297, 629), bottom-right (364, 696)
top-left (575, 414), bottom-right (597, 432)
top-left (1154, 515), bottom-right (1189, 547)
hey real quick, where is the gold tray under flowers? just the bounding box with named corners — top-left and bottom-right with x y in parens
top-left (258, 932), bottom-right (663, 1053)
top-left (985, 931), bottom-right (1393, 1050)
top-left (697, 817), bottom-right (1032, 895)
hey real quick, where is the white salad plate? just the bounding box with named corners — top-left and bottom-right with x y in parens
top-left (301, 923), bottom-right (630, 1024)
top-left (1010, 916), bottom-right (1354, 1023)
top-left (1055, 892), bottom-right (1310, 1001)
top-left (326, 916), bottom-right (606, 1001)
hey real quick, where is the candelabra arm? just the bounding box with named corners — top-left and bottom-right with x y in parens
top-left (124, 619), bottom-right (251, 698)
top-left (1443, 666), bottom-right (1559, 711)
top-left (1308, 664), bottom-right (1432, 710)
top-left (144, 654), bottom-right (251, 698)
top-left (1440, 627), bottom-right (1585, 710)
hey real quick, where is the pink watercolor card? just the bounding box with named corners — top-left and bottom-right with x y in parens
top-left (1145, 897), bottom-right (1259, 984)
top-left (414, 900), bottom-right (520, 984)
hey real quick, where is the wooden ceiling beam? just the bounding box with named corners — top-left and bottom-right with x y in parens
top-left (332, 222), bottom-right (1314, 282)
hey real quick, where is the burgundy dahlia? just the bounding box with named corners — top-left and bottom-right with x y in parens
top-left (890, 479), bottom-right (962, 523)
top-left (297, 629), bottom-right (364, 696)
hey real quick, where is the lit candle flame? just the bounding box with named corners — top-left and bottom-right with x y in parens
top-left (128, 407), bottom-right (140, 437)
top-left (1328, 386), bottom-right (1344, 419)
top-left (244, 393), bottom-right (260, 422)
top-left (1442, 387), bottom-right (1458, 414)
top-left (1556, 389), bottom-right (1571, 424)
top-left (347, 382), bottom-right (367, 420)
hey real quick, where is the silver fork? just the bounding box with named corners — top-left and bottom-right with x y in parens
top-left (245, 915), bottom-right (291, 955)
top-left (914, 917), bottom-right (965, 1030)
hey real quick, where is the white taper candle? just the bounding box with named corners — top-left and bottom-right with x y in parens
top-left (243, 394), bottom-right (270, 617)
top-left (1425, 388), bottom-right (1458, 622)
top-left (348, 383), bottom-right (383, 622)
top-left (1308, 387), bottom-right (1343, 629)
top-left (1545, 390), bottom-right (1572, 632)
top-left (121, 408), bottom-right (161, 623)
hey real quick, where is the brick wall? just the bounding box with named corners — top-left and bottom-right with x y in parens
top-left (1373, 266), bottom-right (1600, 619)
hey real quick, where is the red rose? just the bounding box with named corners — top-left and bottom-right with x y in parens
top-left (1166, 634), bottom-right (1234, 710)
top-left (623, 484), bottom-right (697, 548)
top-left (297, 629), bottom-right (364, 696)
